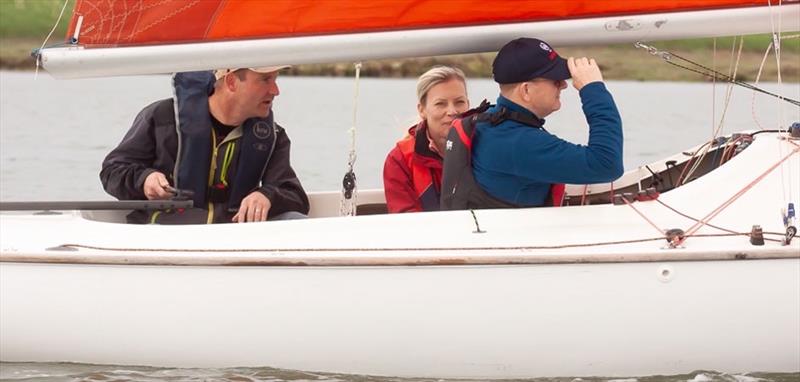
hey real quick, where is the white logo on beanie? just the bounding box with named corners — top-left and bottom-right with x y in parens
top-left (540, 42), bottom-right (552, 52)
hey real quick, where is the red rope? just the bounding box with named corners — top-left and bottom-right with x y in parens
top-left (580, 185), bottom-right (589, 205)
top-left (676, 144), bottom-right (800, 246)
top-left (676, 141), bottom-right (711, 185)
top-left (719, 135), bottom-right (751, 166)
top-left (608, 182), bottom-right (614, 204)
top-left (622, 197), bottom-right (665, 235)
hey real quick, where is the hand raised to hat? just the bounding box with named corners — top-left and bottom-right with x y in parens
top-left (232, 191), bottom-right (272, 223)
top-left (568, 57), bottom-right (603, 91)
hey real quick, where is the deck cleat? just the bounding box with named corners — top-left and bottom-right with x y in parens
top-left (749, 225), bottom-right (765, 246)
top-left (613, 193), bottom-right (636, 205)
top-left (665, 228), bottom-right (685, 248)
top-left (636, 187), bottom-right (660, 201)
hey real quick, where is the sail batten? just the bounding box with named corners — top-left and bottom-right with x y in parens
top-left (42, 3), bottom-right (800, 79)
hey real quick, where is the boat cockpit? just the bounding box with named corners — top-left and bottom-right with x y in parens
top-left (0, 130), bottom-right (763, 223)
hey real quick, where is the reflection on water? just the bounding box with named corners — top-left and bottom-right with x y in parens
top-left (0, 363), bottom-right (798, 382)
top-left (1, 71), bottom-right (798, 201)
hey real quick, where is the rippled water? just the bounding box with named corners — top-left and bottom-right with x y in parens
top-left (1, 71), bottom-right (798, 200)
top-left (1, 363), bottom-right (798, 382)
top-left (0, 71), bottom-right (798, 381)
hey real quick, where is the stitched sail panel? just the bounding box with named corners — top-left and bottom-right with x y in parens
top-left (67, 0), bottom-right (771, 46)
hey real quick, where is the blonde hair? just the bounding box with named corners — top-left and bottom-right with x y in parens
top-left (416, 66), bottom-right (467, 105)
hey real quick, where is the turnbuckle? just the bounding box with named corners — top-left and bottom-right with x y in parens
top-left (634, 41), bottom-right (672, 61)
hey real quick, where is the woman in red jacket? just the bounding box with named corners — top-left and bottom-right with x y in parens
top-left (383, 66), bottom-right (470, 213)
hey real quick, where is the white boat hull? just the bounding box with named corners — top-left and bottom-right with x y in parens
top-left (2, 131), bottom-right (799, 377)
top-left (2, 258), bottom-right (798, 377)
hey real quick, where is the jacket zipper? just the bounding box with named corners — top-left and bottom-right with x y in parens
top-left (206, 129), bottom-right (219, 224)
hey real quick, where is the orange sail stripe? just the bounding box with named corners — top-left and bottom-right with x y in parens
top-left (67, 0), bottom-right (770, 46)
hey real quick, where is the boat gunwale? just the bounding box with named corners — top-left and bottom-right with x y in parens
top-left (1, 244), bottom-right (797, 266)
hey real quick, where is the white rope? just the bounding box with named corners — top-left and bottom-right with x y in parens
top-left (766, 0), bottom-right (794, 210)
top-left (768, 0), bottom-right (785, 132)
top-left (683, 37), bottom-right (743, 184)
top-left (751, 38), bottom-right (772, 131)
top-left (751, 33), bottom-right (799, 131)
top-left (715, 36), bottom-right (743, 138)
top-left (340, 62), bottom-right (362, 217)
top-left (711, 37), bottom-right (716, 140)
top-left (35, 0), bottom-right (71, 80)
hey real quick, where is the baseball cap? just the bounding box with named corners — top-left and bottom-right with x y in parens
top-left (492, 38), bottom-right (571, 84)
top-left (214, 66), bottom-right (290, 80)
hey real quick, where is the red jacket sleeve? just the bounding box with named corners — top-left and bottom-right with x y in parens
top-left (383, 145), bottom-right (422, 213)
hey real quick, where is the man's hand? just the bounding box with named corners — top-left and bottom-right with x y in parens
top-left (232, 191), bottom-right (271, 223)
top-left (143, 171), bottom-right (174, 200)
top-left (568, 57), bottom-right (603, 91)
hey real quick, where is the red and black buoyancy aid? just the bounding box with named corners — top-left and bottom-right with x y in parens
top-left (396, 123), bottom-right (442, 211)
top-left (440, 101), bottom-right (565, 210)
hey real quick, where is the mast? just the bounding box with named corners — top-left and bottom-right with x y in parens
top-left (39, 4), bottom-right (799, 79)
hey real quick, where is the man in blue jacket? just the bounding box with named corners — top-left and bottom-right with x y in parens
top-left (441, 37), bottom-right (623, 209)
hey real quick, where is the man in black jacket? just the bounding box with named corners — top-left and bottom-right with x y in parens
top-left (100, 67), bottom-right (309, 224)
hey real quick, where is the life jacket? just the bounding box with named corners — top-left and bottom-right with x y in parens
top-left (440, 101), bottom-right (566, 210)
top-left (396, 123), bottom-right (442, 211)
top-left (171, 71), bottom-right (278, 212)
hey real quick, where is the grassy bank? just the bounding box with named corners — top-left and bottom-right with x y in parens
top-left (0, 0), bottom-right (73, 69)
top-left (283, 41), bottom-right (799, 83)
top-left (1, 0), bottom-right (798, 82)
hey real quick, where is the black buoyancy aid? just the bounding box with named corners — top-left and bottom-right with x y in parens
top-left (440, 101), bottom-right (565, 210)
top-left (172, 71), bottom-right (278, 211)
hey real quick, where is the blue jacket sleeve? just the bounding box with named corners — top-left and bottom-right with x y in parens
top-left (511, 82), bottom-right (624, 184)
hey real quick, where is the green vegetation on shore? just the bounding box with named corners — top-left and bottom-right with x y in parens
top-left (1, 0), bottom-right (798, 82)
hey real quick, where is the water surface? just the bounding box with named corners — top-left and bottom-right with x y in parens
top-left (1, 71), bottom-right (797, 200)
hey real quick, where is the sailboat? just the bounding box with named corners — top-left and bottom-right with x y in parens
top-left (1, 0), bottom-right (799, 378)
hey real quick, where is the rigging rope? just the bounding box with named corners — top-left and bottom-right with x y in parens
top-left (59, 230), bottom-right (789, 254)
top-left (613, 136), bottom-right (798, 247)
top-left (675, 143), bottom-right (800, 247)
top-left (634, 42), bottom-right (800, 107)
top-left (621, 196), bottom-right (665, 236)
top-left (764, 0), bottom-right (797, 242)
top-left (656, 198), bottom-right (784, 243)
top-left (750, 34), bottom-right (800, 130)
top-left (621, 196), bottom-right (785, 245)
top-left (642, 37), bottom-right (746, 187)
top-left (636, 11), bottom-right (799, 240)
top-left (340, 62), bottom-right (362, 216)
top-left (34, 0), bottom-right (71, 79)
top-left (765, 0), bottom-right (795, 215)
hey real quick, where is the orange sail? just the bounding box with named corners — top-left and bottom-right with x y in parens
top-left (68, 0), bottom-right (772, 46)
top-left (43, 0), bottom-right (798, 78)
